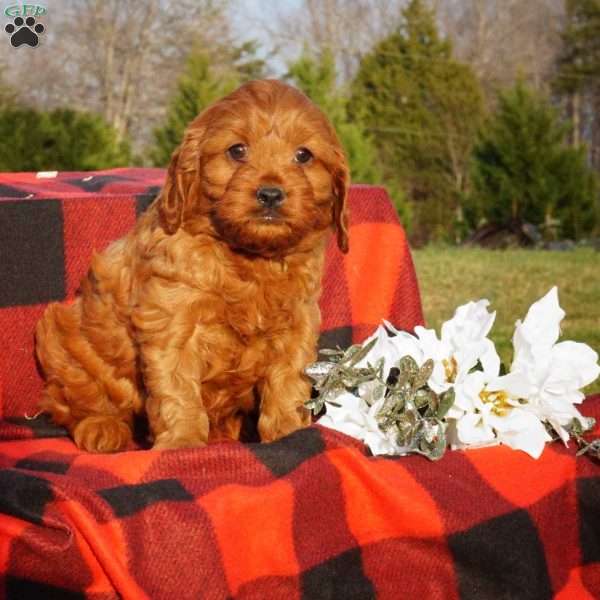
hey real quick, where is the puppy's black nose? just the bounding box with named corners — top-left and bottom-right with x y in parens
top-left (256, 186), bottom-right (285, 208)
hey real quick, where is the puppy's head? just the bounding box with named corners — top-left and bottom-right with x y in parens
top-left (158, 79), bottom-right (349, 256)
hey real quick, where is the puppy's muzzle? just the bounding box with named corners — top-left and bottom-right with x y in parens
top-left (256, 186), bottom-right (285, 209)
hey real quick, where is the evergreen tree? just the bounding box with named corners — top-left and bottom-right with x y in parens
top-left (150, 51), bottom-right (239, 166)
top-left (350, 0), bottom-right (484, 243)
top-left (468, 82), bottom-right (598, 240)
top-left (150, 42), bottom-right (266, 166)
top-left (554, 0), bottom-right (600, 163)
top-left (0, 108), bottom-right (130, 171)
top-left (287, 50), bottom-right (411, 226)
top-left (555, 0), bottom-right (600, 98)
top-left (287, 52), bottom-right (382, 181)
top-left (230, 40), bottom-right (267, 82)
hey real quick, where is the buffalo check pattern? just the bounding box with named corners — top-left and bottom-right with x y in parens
top-left (0, 169), bottom-right (599, 599)
top-left (0, 170), bottom-right (423, 419)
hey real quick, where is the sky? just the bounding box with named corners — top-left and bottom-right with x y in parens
top-left (0, 0), bottom-right (300, 75)
top-left (229, 0), bottom-right (301, 75)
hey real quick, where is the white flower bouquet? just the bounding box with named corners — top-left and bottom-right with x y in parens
top-left (305, 288), bottom-right (600, 460)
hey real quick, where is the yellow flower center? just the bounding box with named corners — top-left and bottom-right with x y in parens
top-left (443, 356), bottom-right (458, 383)
top-left (479, 389), bottom-right (511, 416)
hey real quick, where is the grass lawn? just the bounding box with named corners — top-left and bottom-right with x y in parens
top-left (412, 247), bottom-right (600, 395)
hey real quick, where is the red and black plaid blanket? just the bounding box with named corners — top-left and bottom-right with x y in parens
top-left (0, 169), bottom-right (599, 599)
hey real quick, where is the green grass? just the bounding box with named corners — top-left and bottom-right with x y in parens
top-left (412, 247), bottom-right (600, 395)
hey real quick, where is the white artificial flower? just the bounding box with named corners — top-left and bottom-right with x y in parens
top-left (441, 300), bottom-right (497, 349)
top-left (512, 287), bottom-right (565, 361)
top-left (359, 300), bottom-right (497, 395)
top-left (411, 301), bottom-right (498, 423)
top-left (317, 390), bottom-right (406, 456)
top-left (450, 368), bottom-right (551, 459)
top-left (315, 287), bottom-right (599, 461)
top-left (317, 392), bottom-right (369, 441)
top-left (511, 287), bottom-right (600, 442)
top-left (322, 323), bottom-right (425, 455)
top-left (355, 322), bottom-right (423, 374)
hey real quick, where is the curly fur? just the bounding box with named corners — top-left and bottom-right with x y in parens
top-left (35, 79), bottom-right (350, 452)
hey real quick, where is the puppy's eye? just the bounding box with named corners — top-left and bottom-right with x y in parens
top-left (227, 144), bottom-right (248, 162)
top-left (294, 147), bottom-right (313, 164)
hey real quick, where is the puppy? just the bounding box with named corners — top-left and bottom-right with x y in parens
top-left (35, 79), bottom-right (349, 452)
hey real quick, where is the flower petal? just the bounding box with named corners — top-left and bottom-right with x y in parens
top-left (456, 412), bottom-right (496, 445)
top-left (548, 341), bottom-right (600, 391)
top-left (513, 287), bottom-right (565, 352)
top-left (480, 339), bottom-right (502, 379)
top-left (487, 372), bottom-right (532, 399)
top-left (318, 415), bottom-right (366, 439)
top-left (364, 430), bottom-right (400, 456)
top-left (355, 325), bottom-right (397, 371)
top-left (495, 411), bottom-right (551, 459)
top-left (441, 299), bottom-right (496, 350)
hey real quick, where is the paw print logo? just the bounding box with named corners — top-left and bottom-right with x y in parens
top-left (5, 16), bottom-right (45, 48)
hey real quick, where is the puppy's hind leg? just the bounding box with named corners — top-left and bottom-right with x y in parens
top-left (36, 301), bottom-right (140, 452)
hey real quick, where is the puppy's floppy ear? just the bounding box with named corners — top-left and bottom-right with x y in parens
top-left (158, 147), bottom-right (184, 234)
top-left (332, 148), bottom-right (350, 253)
top-left (158, 127), bottom-right (204, 234)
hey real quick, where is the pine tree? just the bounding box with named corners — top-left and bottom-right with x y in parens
top-left (469, 82), bottom-right (598, 240)
top-left (287, 51), bottom-right (382, 181)
top-left (554, 0), bottom-right (600, 164)
top-left (287, 50), bottom-right (412, 226)
top-left (350, 0), bottom-right (484, 243)
top-left (150, 51), bottom-right (239, 166)
top-left (0, 108), bottom-right (130, 171)
top-left (230, 40), bottom-right (267, 82)
top-left (555, 0), bottom-right (600, 98)
top-left (150, 42), bottom-right (267, 167)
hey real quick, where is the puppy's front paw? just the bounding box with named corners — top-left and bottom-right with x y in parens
top-left (152, 432), bottom-right (207, 451)
top-left (258, 406), bottom-right (310, 443)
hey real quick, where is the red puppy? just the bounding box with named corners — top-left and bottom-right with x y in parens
top-left (35, 79), bottom-right (349, 452)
